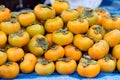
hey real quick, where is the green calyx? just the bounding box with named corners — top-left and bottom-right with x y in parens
top-left (56, 28), bottom-right (69, 35)
top-left (93, 25), bottom-right (103, 34)
top-left (0, 48), bottom-right (5, 52)
top-left (58, 58), bottom-right (72, 62)
top-left (0, 5), bottom-right (5, 11)
top-left (37, 58), bottom-right (52, 65)
top-left (103, 54), bottom-right (115, 61)
top-left (81, 8), bottom-right (94, 18)
top-left (5, 61), bottom-right (13, 66)
top-left (81, 58), bottom-right (96, 68)
top-left (36, 37), bottom-right (49, 51)
top-left (39, 4), bottom-right (52, 9)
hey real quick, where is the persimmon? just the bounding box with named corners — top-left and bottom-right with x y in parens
top-left (87, 25), bottom-right (106, 41)
top-left (35, 58), bottom-right (55, 76)
top-left (34, 4), bottom-right (56, 21)
top-left (0, 31), bottom-right (7, 48)
top-left (60, 9), bottom-right (80, 23)
top-left (95, 8), bottom-right (110, 25)
top-left (26, 23), bottom-right (45, 37)
top-left (77, 58), bottom-right (100, 78)
top-left (45, 34), bottom-right (54, 47)
top-left (28, 35), bottom-right (49, 56)
top-left (45, 16), bottom-right (63, 33)
top-left (67, 18), bottom-right (89, 34)
top-left (73, 34), bottom-right (94, 51)
top-left (0, 49), bottom-right (7, 65)
top-left (104, 29), bottom-right (120, 47)
top-left (0, 62), bottom-right (19, 78)
top-left (7, 47), bottom-right (24, 62)
top-left (88, 40), bottom-right (109, 59)
top-left (56, 58), bottom-right (77, 74)
top-left (8, 30), bottom-right (30, 47)
top-left (44, 45), bottom-right (64, 61)
top-left (112, 44), bottom-right (120, 59)
top-left (52, 0), bottom-right (70, 15)
top-left (81, 8), bottom-right (98, 26)
top-left (0, 5), bottom-right (11, 22)
top-left (98, 54), bottom-right (116, 73)
top-left (20, 53), bottom-right (37, 73)
top-left (0, 18), bottom-right (21, 35)
top-left (117, 58), bottom-right (120, 72)
top-left (52, 28), bottom-right (73, 46)
top-left (17, 11), bottom-right (36, 27)
top-left (64, 44), bottom-right (82, 61)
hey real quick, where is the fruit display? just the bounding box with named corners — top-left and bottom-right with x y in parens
top-left (0, 0), bottom-right (120, 79)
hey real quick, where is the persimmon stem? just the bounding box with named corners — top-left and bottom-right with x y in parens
top-left (5, 62), bottom-right (13, 66)
top-left (36, 37), bottom-right (48, 51)
top-left (93, 25), bottom-right (103, 34)
top-left (81, 58), bottom-right (96, 68)
top-left (82, 8), bottom-right (94, 18)
top-left (37, 59), bottom-right (52, 65)
top-left (103, 54), bottom-right (115, 61)
top-left (39, 4), bottom-right (52, 9)
top-left (56, 28), bottom-right (68, 35)
top-left (0, 5), bottom-right (5, 11)
top-left (58, 58), bottom-right (71, 62)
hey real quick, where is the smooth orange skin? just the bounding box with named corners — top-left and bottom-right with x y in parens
top-left (8, 30), bottom-right (30, 47)
top-left (117, 59), bottom-right (120, 72)
top-left (0, 8), bottom-right (11, 22)
top-left (64, 45), bottom-right (82, 61)
top-left (76, 6), bottom-right (84, 15)
top-left (56, 60), bottom-right (77, 74)
top-left (7, 47), bottom-right (24, 62)
top-left (87, 25), bottom-right (106, 41)
top-left (35, 62), bottom-right (55, 76)
top-left (0, 21), bottom-right (21, 35)
top-left (95, 14), bottom-right (102, 25)
top-left (45, 45), bottom-right (64, 61)
top-left (73, 34), bottom-right (94, 51)
top-left (95, 10), bottom-right (110, 25)
top-left (115, 18), bottom-right (120, 30)
top-left (0, 62), bottom-right (19, 79)
top-left (88, 40), bottom-right (109, 60)
top-left (77, 61), bottom-right (100, 78)
top-left (83, 12), bottom-right (98, 26)
top-left (0, 51), bottom-right (7, 65)
top-left (34, 4), bottom-right (56, 21)
top-left (26, 24), bottom-right (45, 37)
top-left (45, 16), bottom-right (63, 33)
top-left (52, 1), bottom-right (70, 15)
top-left (104, 29), bottom-right (120, 47)
top-left (0, 31), bottom-right (7, 48)
top-left (61, 9), bottom-right (80, 23)
top-left (20, 53), bottom-right (37, 73)
top-left (28, 35), bottom-right (48, 56)
top-left (18, 11), bottom-right (36, 27)
top-left (101, 15), bottom-right (120, 30)
top-left (98, 59), bottom-right (116, 73)
top-left (67, 19), bottom-right (89, 34)
top-left (45, 34), bottom-right (54, 47)
top-left (102, 17), bottom-right (116, 30)
top-left (112, 44), bottom-right (120, 59)
top-left (52, 31), bottom-right (73, 46)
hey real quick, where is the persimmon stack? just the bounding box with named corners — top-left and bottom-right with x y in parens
top-left (0, 0), bottom-right (120, 79)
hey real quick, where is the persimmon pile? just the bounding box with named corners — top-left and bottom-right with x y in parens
top-left (0, 0), bottom-right (120, 79)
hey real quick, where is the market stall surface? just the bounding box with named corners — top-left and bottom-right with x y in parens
top-left (0, 71), bottom-right (118, 80)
